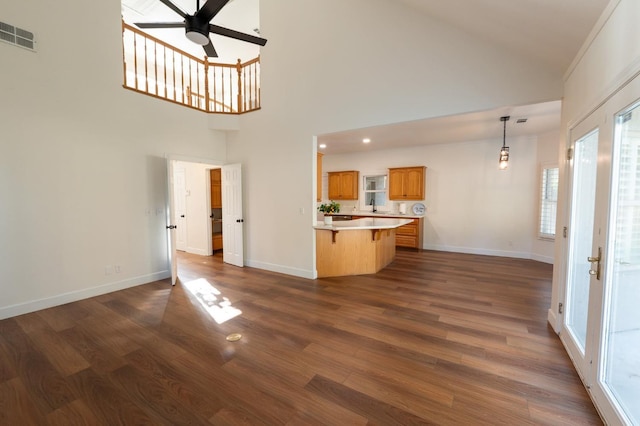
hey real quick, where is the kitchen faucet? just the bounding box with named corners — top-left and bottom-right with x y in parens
top-left (370, 198), bottom-right (377, 213)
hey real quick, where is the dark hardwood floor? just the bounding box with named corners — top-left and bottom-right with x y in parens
top-left (0, 249), bottom-right (602, 425)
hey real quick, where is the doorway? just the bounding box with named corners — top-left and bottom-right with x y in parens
top-left (166, 158), bottom-right (245, 285)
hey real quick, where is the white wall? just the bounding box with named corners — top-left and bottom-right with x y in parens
top-left (0, 0), bottom-right (226, 318)
top-left (226, 0), bottom-right (565, 278)
top-left (550, 0), bottom-right (640, 330)
top-left (324, 135), bottom-right (552, 260)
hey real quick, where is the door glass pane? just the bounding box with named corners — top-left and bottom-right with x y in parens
top-left (566, 130), bottom-right (599, 353)
top-left (601, 102), bottom-right (640, 424)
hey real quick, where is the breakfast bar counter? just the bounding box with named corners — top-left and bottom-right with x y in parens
top-left (314, 218), bottom-right (412, 278)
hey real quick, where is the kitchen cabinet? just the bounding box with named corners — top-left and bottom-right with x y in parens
top-left (210, 169), bottom-right (222, 208)
top-left (395, 218), bottom-right (423, 249)
top-left (328, 171), bottom-right (359, 200)
top-left (388, 166), bottom-right (426, 200)
top-left (213, 232), bottom-right (223, 251)
top-left (317, 152), bottom-right (323, 201)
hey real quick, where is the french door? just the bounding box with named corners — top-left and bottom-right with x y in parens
top-left (562, 74), bottom-right (640, 425)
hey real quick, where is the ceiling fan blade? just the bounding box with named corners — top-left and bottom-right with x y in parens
top-left (203, 40), bottom-right (218, 57)
top-left (134, 22), bottom-right (185, 29)
top-left (158, 0), bottom-right (187, 18)
top-left (209, 24), bottom-right (267, 46)
top-left (196, 0), bottom-right (230, 22)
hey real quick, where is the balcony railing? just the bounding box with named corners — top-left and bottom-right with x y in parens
top-left (122, 21), bottom-right (261, 114)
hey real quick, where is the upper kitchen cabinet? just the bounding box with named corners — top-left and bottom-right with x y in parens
top-left (317, 153), bottom-right (323, 202)
top-left (328, 171), bottom-right (359, 200)
top-left (388, 166), bottom-right (426, 200)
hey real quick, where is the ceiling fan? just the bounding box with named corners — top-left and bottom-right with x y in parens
top-left (134, 0), bottom-right (267, 58)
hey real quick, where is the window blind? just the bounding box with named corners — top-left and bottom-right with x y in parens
top-left (539, 167), bottom-right (559, 238)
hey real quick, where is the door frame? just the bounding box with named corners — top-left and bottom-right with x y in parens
top-left (555, 71), bottom-right (640, 425)
top-left (165, 154), bottom-right (224, 282)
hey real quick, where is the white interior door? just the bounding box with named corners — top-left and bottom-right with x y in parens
top-left (222, 163), bottom-right (244, 267)
top-left (173, 165), bottom-right (187, 251)
top-left (166, 158), bottom-right (178, 285)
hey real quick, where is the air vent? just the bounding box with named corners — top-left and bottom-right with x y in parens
top-left (0, 21), bottom-right (36, 51)
top-left (516, 118), bottom-right (528, 124)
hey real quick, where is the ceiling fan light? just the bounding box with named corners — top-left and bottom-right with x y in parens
top-left (186, 30), bottom-right (209, 45)
top-left (185, 15), bottom-right (209, 45)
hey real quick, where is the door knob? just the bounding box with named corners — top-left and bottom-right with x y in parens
top-left (166, 225), bottom-right (177, 230)
top-left (587, 247), bottom-right (602, 280)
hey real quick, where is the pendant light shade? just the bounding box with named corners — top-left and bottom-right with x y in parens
top-left (499, 116), bottom-right (510, 170)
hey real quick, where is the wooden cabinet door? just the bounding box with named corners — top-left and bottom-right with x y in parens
top-left (210, 169), bottom-right (222, 208)
top-left (404, 167), bottom-right (425, 200)
top-left (328, 171), bottom-right (358, 200)
top-left (388, 167), bottom-right (425, 200)
top-left (328, 172), bottom-right (342, 199)
top-left (388, 169), bottom-right (405, 200)
top-left (340, 172), bottom-right (356, 199)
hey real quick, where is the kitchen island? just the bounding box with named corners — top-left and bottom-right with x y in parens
top-left (314, 217), bottom-right (413, 278)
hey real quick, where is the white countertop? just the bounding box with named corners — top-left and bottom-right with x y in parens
top-left (314, 217), bottom-right (413, 231)
top-left (327, 211), bottom-right (425, 219)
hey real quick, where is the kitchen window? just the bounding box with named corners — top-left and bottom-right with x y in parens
top-left (363, 174), bottom-right (387, 210)
top-left (539, 165), bottom-right (559, 239)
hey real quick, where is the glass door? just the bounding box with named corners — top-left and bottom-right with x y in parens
top-left (563, 117), bottom-right (602, 376)
top-left (561, 74), bottom-right (640, 425)
top-left (594, 99), bottom-right (640, 425)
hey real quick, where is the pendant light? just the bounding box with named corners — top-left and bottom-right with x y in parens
top-left (499, 115), bottom-right (510, 170)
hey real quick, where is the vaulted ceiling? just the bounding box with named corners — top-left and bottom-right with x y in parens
top-left (121, 0), bottom-right (611, 153)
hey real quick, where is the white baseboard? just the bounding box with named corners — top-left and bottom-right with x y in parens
top-left (421, 244), bottom-right (531, 260)
top-left (187, 247), bottom-right (209, 256)
top-left (245, 259), bottom-right (315, 279)
top-left (531, 253), bottom-right (554, 264)
top-left (547, 309), bottom-right (560, 333)
top-left (0, 270), bottom-right (171, 321)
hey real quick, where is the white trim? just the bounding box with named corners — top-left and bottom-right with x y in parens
top-left (0, 271), bottom-right (170, 321)
top-left (563, 0), bottom-right (621, 82)
top-left (531, 253), bottom-right (554, 264)
top-left (547, 309), bottom-right (560, 333)
top-left (245, 259), bottom-right (315, 279)
top-left (421, 244), bottom-right (532, 260)
top-left (186, 247), bottom-right (210, 256)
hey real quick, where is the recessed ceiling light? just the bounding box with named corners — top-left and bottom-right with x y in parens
top-left (319, 143), bottom-right (327, 149)
top-left (362, 138), bottom-right (371, 143)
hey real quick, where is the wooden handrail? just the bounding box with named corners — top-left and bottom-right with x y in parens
top-left (122, 21), bottom-right (261, 114)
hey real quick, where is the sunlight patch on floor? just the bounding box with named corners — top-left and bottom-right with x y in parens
top-left (184, 278), bottom-right (242, 324)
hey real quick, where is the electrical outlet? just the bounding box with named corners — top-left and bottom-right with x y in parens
top-left (105, 265), bottom-right (113, 275)
top-left (115, 265), bottom-right (121, 273)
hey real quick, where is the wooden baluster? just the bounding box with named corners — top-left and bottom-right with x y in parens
top-left (236, 59), bottom-right (243, 113)
top-left (172, 50), bottom-right (176, 101)
top-left (133, 33), bottom-right (139, 90)
top-left (204, 58), bottom-right (210, 112)
top-left (144, 36), bottom-right (149, 92)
